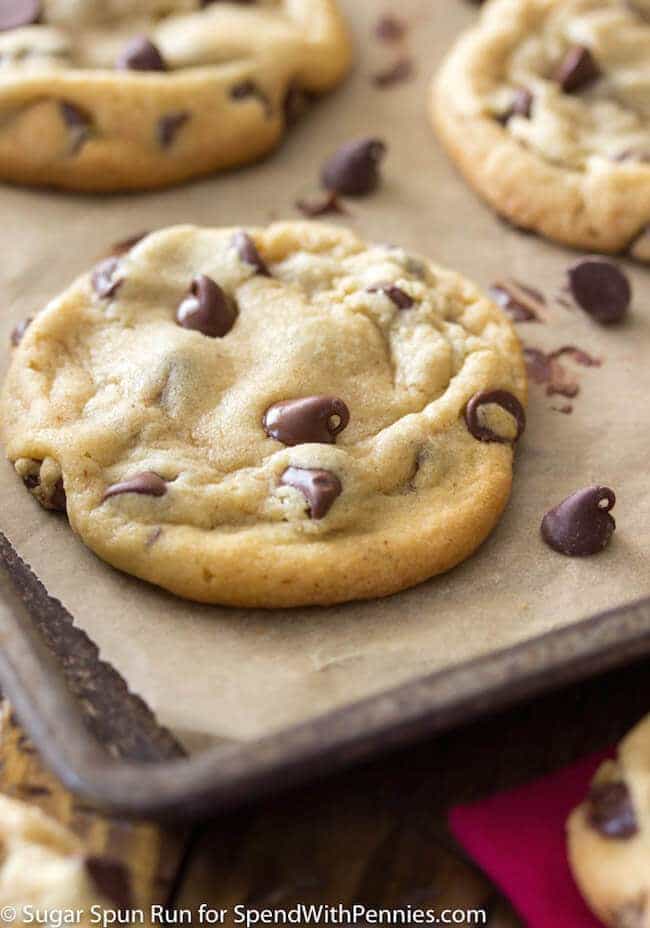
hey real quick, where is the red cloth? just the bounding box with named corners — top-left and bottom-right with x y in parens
top-left (448, 751), bottom-right (611, 927)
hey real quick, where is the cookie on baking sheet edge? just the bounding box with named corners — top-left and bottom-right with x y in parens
top-left (432, 0), bottom-right (650, 260)
top-left (567, 714), bottom-right (650, 927)
top-left (1, 221), bottom-right (527, 608)
top-left (0, 0), bottom-right (351, 191)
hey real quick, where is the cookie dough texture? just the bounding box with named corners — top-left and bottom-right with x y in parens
top-left (567, 715), bottom-right (650, 927)
top-left (1, 222), bottom-right (527, 608)
top-left (0, 0), bottom-right (351, 191)
top-left (432, 0), bottom-right (650, 259)
top-left (0, 795), bottom-right (113, 917)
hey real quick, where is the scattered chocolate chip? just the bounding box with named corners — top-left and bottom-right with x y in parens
top-left (108, 231), bottom-right (148, 256)
top-left (10, 317), bottom-right (32, 346)
top-left (280, 466), bottom-right (342, 519)
top-left (375, 14), bottom-right (407, 42)
top-left (0, 0), bottom-right (40, 31)
top-left (489, 280), bottom-right (545, 322)
top-left (541, 486), bottom-right (616, 556)
top-left (103, 472), bottom-right (168, 501)
top-left (264, 396), bottom-right (350, 446)
top-left (230, 80), bottom-right (271, 117)
top-left (367, 282), bottom-right (413, 309)
top-left (568, 257), bottom-right (631, 324)
top-left (587, 781), bottom-right (638, 838)
top-left (464, 390), bottom-right (526, 443)
top-left (85, 856), bottom-right (133, 909)
top-left (554, 45), bottom-right (600, 93)
top-left (295, 191), bottom-right (347, 218)
top-left (59, 101), bottom-right (92, 154)
top-left (372, 57), bottom-right (414, 88)
top-left (116, 36), bottom-right (167, 72)
top-left (176, 274), bottom-right (236, 337)
top-left (321, 138), bottom-right (386, 196)
top-left (233, 231), bottom-right (270, 276)
top-left (92, 257), bottom-right (122, 299)
top-left (157, 110), bottom-right (189, 148)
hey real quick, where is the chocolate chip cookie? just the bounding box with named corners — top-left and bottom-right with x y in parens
top-left (0, 0), bottom-right (351, 191)
top-left (567, 714), bottom-right (650, 927)
top-left (432, 0), bottom-right (650, 260)
top-left (1, 222), bottom-right (527, 607)
top-left (0, 794), bottom-right (130, 917)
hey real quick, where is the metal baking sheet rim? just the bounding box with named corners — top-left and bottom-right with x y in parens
top-left (0, 557), bottom-right (648, 821)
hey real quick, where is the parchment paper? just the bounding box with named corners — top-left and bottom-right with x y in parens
top-left (0, 0), bottom-right (648, 752)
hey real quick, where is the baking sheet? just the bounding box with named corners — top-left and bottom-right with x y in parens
top-left (0, 0), bottom-right (648, 752)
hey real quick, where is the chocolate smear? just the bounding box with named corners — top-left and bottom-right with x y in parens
top-left (264, 396), bottom-right (350, 446)
top-left (108, 231), bottom-right (148, 256)
top-left (295, 191), bottom-right (347, 218)
top-left (489, 279), bottom-right (546, 322)
top-left (541, 486), bottom-right (616, 556)
top-left (280, 467), bottom-right (342, 519)
top-left (524, 345), bottom-right (601, 399)
top-left (321, 138), bottom-right (386, 196)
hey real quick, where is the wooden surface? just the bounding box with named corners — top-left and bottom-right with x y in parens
top-left (2, 654), bottom-right (649, 923)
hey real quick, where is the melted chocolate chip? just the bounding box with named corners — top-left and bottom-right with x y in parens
top-left (281, 467), bottom-right (342, 519)
top-left (85, 856), bottom-right (133, 909)
top-left (117, 36), bottom-right (167, 72)
top-left (367, 282), bottom-right (413, 309)
top-left (10, 317), bottom-right (32, 346)
top-left (158, 111), bottom-right (189, 148)
top-left (103, 472), bottom-right (168, 501)
top-left (60, 102), bottom-right (92, 154)
top-left (464, 390), bottom-right (526, 444)
top-left (233, 231), bottom-right (270, 276)
top-left (568, 257), bottom-right (631, 324)
top-left (541, 486), bottom-right (616, 556)
top-left (264, 396), bottom-right (350, 446)
top-left (0, 0), bottom-right (40, 31)
top-left (587, 781), bottom-right (638, 839)
top-left (176, 274), bottom-right (236, 337)
top-left (92, 257), bottom-right (122, 299)
top-left (321, 138), bottom-right (386, 196)
top-left (554, 45), bottom-right (600, 93)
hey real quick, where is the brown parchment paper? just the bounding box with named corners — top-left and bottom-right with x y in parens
top-left (0, 0), bottom-right (648, 752)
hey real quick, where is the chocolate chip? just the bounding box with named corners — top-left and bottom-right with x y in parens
top-left (60, 102), bottom-right (92, 154)
top-left (464, 390), bottom-right (526, 443)
top-left (321, 138), bottom-right (386, 196)
top-left (367, 282), bottom-right (413, 309)
top-left (500, 87), bottom-right (533, 123)
top-left (230, 79), bottom-right (271, 116)
top-left (489, 280), bottom-right (544, 322)
top-left (295, 191), bottom-right (347, 218)
top-left (587, 781), bottom-right (638, 839)
top-left (541, 486), bottom-right (616, 556)
top-left (280, 467), bottom-right (342, 519)
top-left (232, 231), bottom-right (270, 276)
top-left (10, 317), bottom-right (32, 346)
top-left (0, 0), bottom-right (40, 31)
top-left (176, 274), bottom-right (236, 337)
top-left (158, 111), bottom-right (189, 148)
top-left (568, 257), bottom-right (631, 324)
top-left (554, 45), bottom-right (600, 93)
top-left (372, 57), bottom-right (414, 89)
top-left (116, 36), bottom-right (167, 72)
top-left (92, 257), bottom-right (122, 299)
top-left (103, 472), bottom-right (168, 501)
top-left (264, 396), bottom-right (350, 446)
top-left (85, 856), bottom-right (133, 909)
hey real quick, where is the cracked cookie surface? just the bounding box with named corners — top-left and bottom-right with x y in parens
top-left (0, 0), bottom-right (351, 191)
top-left (432, 0), bottom-right (650, 259)
top-left (568, 714), bottom-right (650, 927)
top-left (0, 222), bottom-right (527, 608)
